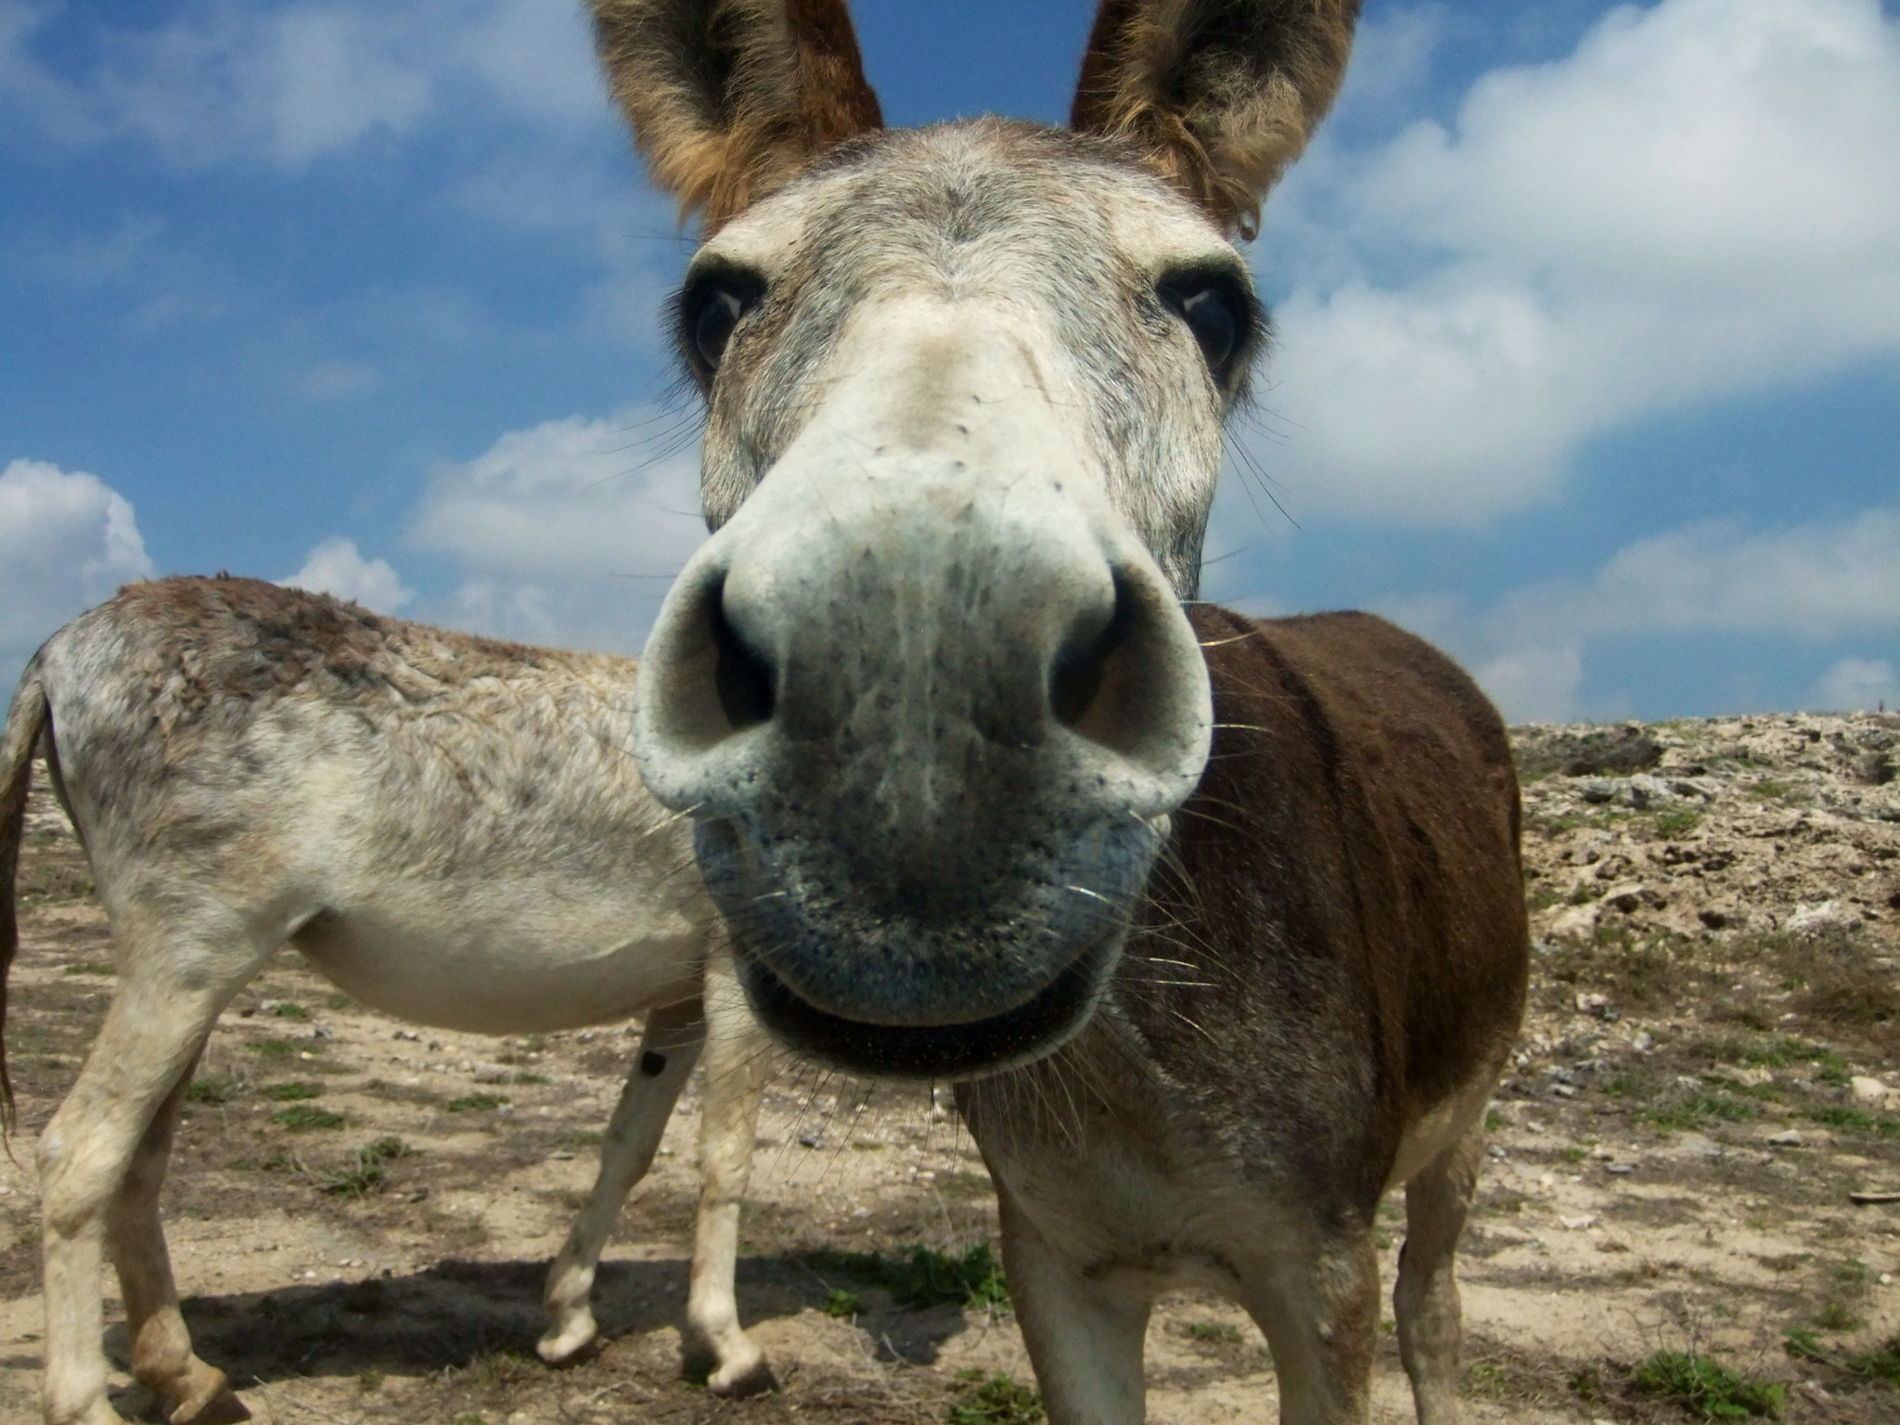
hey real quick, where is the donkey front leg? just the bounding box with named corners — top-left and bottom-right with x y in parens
top-left (41, 922), bottom-right (267, 1425)
top-left (1239, 1228), bottom-right (1380, 1425)
top-left (996, 1185), bottom-right (1152, 1425)
top-left (106, 1045), bottom-right (248, 1425)
top-left (1395, 1121), bottom-right (1485, 1425)
top-left (681, 954), bottom-right (771, 1396)
top-left (538, 998), bottom-right (705, 1365)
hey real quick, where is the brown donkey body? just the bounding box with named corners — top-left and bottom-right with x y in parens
top-left (962, 606), bottom-right (1528, 1422)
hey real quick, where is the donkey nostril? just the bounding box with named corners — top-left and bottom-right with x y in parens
top-left (1049, 571), bottom-right (1136, 741)
top-left (708, 575), bottom-right (775, 732)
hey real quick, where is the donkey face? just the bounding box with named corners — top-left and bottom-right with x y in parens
top-left (617, 0), bottom-right (1357, 1078)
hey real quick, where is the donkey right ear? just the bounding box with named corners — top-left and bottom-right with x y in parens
top-left (590, 0), bottom-right (883, 231)
top-left (1071, 0), bottom-right (1361, 239)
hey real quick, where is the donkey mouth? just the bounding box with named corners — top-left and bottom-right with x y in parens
top-left (733, 933), bottom-right (1120, 1081)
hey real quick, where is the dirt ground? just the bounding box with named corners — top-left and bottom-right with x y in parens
top-left (2, 712), bottom-right (1897, 1424)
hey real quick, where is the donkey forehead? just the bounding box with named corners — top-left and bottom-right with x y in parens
top-left (696, 122), bottom-right (1245, 291)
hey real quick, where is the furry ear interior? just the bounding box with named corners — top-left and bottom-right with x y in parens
top-left (1071, 0), bottom-right (1360, 238)
top-left (591, 0), bottom-right (882, 230)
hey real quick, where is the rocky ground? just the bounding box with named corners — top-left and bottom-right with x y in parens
top-left (1, 712), bottom-right (1896, 1424)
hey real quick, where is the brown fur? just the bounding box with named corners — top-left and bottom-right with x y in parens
top-left (590, 0), bottom-right (881, 229)
top-left (1134, 604), bottom-right (1527, 1196)
top-left (960, 605), bottom-right (1527, 1419)
top-left (1072, 0), bottom-right (1361, 236)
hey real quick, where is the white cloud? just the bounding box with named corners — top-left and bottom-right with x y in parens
top-left (0, 457), bottom-right (156, 682)
top-left (407, 407), bottom-right (708, 652)
top-left (1426, 501), bottom-right (1900, 720)
top-left (1468, 643), bottom-right (1583, 725)
top-left (1806, 657), bottom-right (1899, 713)
top-left (0, 0), bottom-right (614, 170)
top-left (1243, 0), bottom-right (1900, 525)
top-left (280, 536), bottom-right (412, 613)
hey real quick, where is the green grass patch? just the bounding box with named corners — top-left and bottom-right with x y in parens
top-left (805, 1242), bottom-right (1009, 1311)
top-left (949, 1371), bottom-right (1044, 1425)
top-left (1730, 1035), bottom-right (1849, 1076)
top-left (270, 1002), bottom-right (311, 1020)
top-left (1784, 1330), bottom-right (1900, 1388)
top-left (1654, 808), bottom-right (1703, 838)
top-left (444, 1093), bottom-right (509, 1113)
top-left (248, 1037), bottom-right (323, 1059)
top-left (185, 1076), bottom-right (244, 1106)
top-left (823, 1288), bottom-right (862, 1319)
top-left (1845, 1335), bottom-right (1900, 1388)
top-left (61, 960), bottom-right (114, 977)
top-left (1783, 1329), bottom-right (1826, 1365)
top-left (1642, 1093), bottom-right (1760, 1133)
top-left (320, 1136), bottom-right (414, 1197)
top-left (1803, 1107), bottom-right (1900, 1139)
top-left (259, 1081), bottom-right (322, 1102)
top-left (1184, 1320), bottom-right (1243, 1345)
top-left (1632, 1350), bottom-right (1785, 1419)
top-left (1815, 1300), bottom-right (1863, 1332)
top-left (273, 1105), bottom-right (345, 1132)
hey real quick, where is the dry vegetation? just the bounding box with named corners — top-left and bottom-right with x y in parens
top-left (1, 712), bottom-right (1895, 1422)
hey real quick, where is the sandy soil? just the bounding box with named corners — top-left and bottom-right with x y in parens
top-left (2, 713), bottom-right (1897, 1423)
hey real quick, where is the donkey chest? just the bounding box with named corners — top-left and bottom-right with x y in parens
top-left (989, 1120), bottom-right (1306, 1296)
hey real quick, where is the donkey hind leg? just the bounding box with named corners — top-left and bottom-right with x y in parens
top-left (682, 954), bottom-right (771, 1397)
top-left (1395, 1119), bottom-right (1485, 1425)
top-left (40, 924), bottom-right (270, 1425)
top-left (106, 1043), bottom-right (248, 1425)
top-left (1240, 1228), bottom-right (1380, 1425)
top-left (538, 998), bottom-right (706, 1365)
top-left (996, 1185), bottom-right (1152, 1425)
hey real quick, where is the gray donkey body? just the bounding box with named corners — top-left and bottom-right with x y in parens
top-left (3, 576), bottom-right (772, 1425)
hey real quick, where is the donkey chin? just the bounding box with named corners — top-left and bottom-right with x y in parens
top-left (691, 808), bottom-right (1163, 1080)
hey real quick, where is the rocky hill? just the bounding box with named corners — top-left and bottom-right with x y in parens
top-left (1515, 712), bottom-right (1900, 946)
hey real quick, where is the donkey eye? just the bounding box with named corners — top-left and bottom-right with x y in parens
top-left (1158, 278), bottom-right (1242, 375)
top-left (680, 271), bottom-right (765, 377)
top-left (693, 288), bottom-right (747, 369)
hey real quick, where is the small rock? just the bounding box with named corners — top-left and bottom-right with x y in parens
top-left (1850, 752), bottom-right (1895, 786)
top-left (1601, 882), bottom-right (1662, 914)
top-left (1789, 901), bottom-right (1853, 937)
top-left (798, 1133), bottom-right (823, 1149)
top-left (1607, 1163), bottom-right (1635, 1176)
top-left (1559, 1214), bottom-right (1599, 1230)
top-left (1631, 1031), bottom-right (1656, 1053)
top-left (1768, 1130), bottom-right (1804, 1148)
top-left (393, 1029), bottom-right (421, 1041)
top-left (1850, 1076), bottom-right (1893, 1106)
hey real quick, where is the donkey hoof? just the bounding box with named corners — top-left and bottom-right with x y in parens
top-left (536, 1315), bottom-right (600, 1367)
top-left (168, 1378), bottom-right (249, 1425)
top-left (706, 1350), bottom-right (777, 1399)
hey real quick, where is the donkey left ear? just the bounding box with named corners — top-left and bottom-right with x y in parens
top-left (1071, 0), bottom-right (1361, 239)
top-left (591, 0), bottom-right (883, 231)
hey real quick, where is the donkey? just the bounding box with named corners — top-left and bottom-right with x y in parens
top-left (1, 576), bottom-right (775, 1425)
top-left (605, 1), bottom-right (1525, 1420)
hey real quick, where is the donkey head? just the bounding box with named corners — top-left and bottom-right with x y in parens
top-left (617, 0), bottom-right (1357, 1078)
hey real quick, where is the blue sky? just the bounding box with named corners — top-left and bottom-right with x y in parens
top-left (2, 0), bottom-right (1896, 721)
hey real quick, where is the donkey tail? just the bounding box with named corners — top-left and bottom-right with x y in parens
top-left (0, 664), bottom-right (49, 1134)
